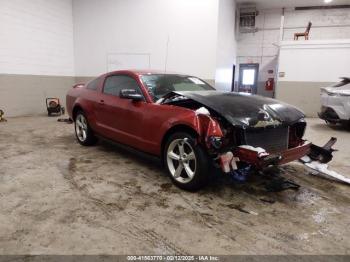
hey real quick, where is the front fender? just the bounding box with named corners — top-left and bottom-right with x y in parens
top-left (159, 110), bottom-right (224, 149)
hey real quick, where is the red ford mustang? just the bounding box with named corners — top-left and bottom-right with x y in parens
top-left (66, 70), bottom-right (312, 190)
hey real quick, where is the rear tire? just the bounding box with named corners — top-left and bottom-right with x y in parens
top-left (163, 132), bottom-right (211, 191)
top-left (74, 111), bottom-right (98, 146)
top-left (342, 120), bottom-right (350, 130)
top-left (325, 120), bottom-right (337, 126)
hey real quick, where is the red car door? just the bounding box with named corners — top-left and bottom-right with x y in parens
top-left (95, 74), bottom-right (147, 148)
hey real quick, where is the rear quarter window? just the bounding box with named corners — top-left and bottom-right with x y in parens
top-left (86, 78), bottom-right (99, 91)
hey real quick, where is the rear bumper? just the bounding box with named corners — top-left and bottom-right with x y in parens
top-left (219, 142), bottom-right (311, 172)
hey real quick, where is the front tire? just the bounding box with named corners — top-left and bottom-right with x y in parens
top-left (74, 111), bottom-right (98, 146)
top-left (164, 132), bottom-right (211, 191)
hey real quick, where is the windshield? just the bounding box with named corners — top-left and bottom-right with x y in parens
top-left (141, 74), bottom-right (214, 101)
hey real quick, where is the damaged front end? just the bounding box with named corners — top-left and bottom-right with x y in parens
top-left (217, 122), bottom-right (311, 176)
top-left (161, 91), bottom-right (338, 179)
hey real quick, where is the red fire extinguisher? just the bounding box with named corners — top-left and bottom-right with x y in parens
top-left (265, 78), bottom-right (274, 91)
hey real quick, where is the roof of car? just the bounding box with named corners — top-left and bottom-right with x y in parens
top-left (109, 69), bottom-right (182, 76)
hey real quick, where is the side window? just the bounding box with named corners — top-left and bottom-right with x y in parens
top-left (103, 75), bottom-right (142, 97)
top-left (86, 78), bottom-right (99, 91)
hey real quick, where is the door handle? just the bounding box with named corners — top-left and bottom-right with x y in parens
top-left (99, 100), bottom-right (105, 105)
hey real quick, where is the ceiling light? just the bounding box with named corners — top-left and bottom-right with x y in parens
top-left (324, 0), bottom-right (333, 3)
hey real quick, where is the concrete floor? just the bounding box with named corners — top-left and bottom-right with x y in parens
top-left (0, 116), bottom-right (349, 255)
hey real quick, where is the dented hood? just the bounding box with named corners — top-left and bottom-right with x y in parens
top-left (172, 91), bottom-right (305, 127)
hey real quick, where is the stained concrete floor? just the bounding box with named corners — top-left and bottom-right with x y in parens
top-left (0, 116), bottom-right (349, 255)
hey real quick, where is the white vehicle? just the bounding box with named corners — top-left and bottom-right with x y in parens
top-left (319, 77), bottom-right (350, 126)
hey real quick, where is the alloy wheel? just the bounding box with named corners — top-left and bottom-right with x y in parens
top-left (75, 114), bottom-right (88, 142)
top-left (166, 138), bottom-right (197, 184)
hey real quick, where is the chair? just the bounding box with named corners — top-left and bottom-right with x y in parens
top-left (294, 22), bottom-right (312, 40)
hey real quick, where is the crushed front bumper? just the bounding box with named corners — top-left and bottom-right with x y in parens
top-left (219, 141), bottom-right (311, 172)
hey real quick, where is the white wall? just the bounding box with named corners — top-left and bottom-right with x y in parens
top-left (236, 7), bottom-right (350, 97)
top-left (278, 40), bottom-right (350, 83)
top-left (0, 0), bottom-right (230, 117)
top-left (73, 0), bottom-right (219, 80)
top-left (276, 39), bottom-right (350, 117)
top-left (236, 9), bottom-right (281, 97)
top-left (215, 0), bottom-right (237, 91)
top-left (0, 0), bottom-right (75, 76)
top-left (0, 0), bottom-right (75, 117)
top-left (283, 8), bottom-right (350, 41)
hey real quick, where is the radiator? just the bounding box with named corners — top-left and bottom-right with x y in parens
top-left (244, 126), bottom-right (289, 153)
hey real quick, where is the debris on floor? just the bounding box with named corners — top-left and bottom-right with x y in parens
top-left (226, 203), bottom-right (258, 215)
top-left (259, 198), bottom-right (276, 204)
top-left (301, 156), bottom-right (350, 185)
top-left (265, 177), bottom-right (300, 192)
top-left (0, 109), bottom-right (7, 122)
top-left (299, 136), bottom-right (350, 185)
top-left (57, 118), bottom-right (73, 124)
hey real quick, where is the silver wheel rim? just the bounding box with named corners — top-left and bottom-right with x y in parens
top-left (75, 114), bottom-right (88, 142)
top-left (166, 138), bottom-right (197, 184)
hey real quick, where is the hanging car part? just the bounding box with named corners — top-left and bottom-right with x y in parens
top-left (308, 137), bottom-right (337, 163)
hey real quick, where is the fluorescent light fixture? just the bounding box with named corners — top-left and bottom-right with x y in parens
top-left (324, 0), bottom-right (333, 3)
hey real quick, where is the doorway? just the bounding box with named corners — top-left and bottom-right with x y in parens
top-left (231, 64), bottom-right (236, 92)
top-left (238, 63), bottom-right (259, 94)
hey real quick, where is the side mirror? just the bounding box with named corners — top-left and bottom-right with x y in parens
top-left (120, 89), bottom-right (143, 101)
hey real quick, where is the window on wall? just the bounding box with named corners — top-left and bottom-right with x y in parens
top-left (238, 63), bottom-right (259, 94)
top-left (242, 69), bottom-right (256, 85)
top-left (103, 75), bottom-right (142, 97)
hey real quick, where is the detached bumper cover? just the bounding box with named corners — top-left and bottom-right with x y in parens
top-left (222, 142), bottom-right (311, 170)
top-left (236, 142), bottom-right (311, 168)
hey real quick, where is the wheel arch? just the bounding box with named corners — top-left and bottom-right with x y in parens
top-left (160, 124), bottom-right (199, 165)
top-left (72, 104), bottom-right (84, 121)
